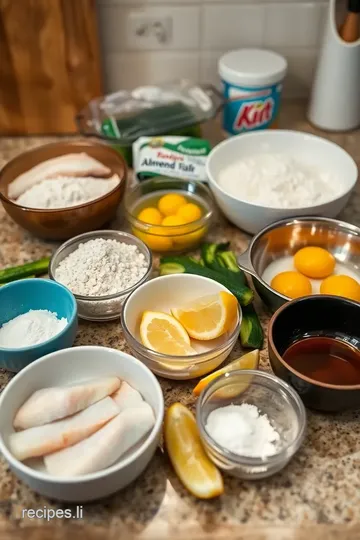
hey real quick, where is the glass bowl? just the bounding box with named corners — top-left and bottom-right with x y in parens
top-left (124, 177), bottom-right (214, 253)
top-left (49, 230), bottom-right (152, 322)
top-left (121, 273), bottom-right (241, 380)
top-left (196, 370), bottom-right (306, 479)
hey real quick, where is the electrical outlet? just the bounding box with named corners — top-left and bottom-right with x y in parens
top-left (127, 13), bottom-right (173, 50)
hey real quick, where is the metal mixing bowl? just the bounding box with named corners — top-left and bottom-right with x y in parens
top-left (237, 216), bottom-right (360, 312)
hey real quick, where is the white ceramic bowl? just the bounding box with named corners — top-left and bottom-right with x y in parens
top-left (206, 130), bottom-right (358, 234)
top-left (0, 346), bottom-right (164, 502)
top-left (122, 274), bottom-right (241, 380)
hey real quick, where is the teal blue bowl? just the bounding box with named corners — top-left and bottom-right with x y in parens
top-left (0, 279), bottom-right (78, 372)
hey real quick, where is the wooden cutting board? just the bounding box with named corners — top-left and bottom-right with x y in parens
top-left (0, 0), bottom-right (103, 134)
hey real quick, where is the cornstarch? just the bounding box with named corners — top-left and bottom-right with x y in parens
top-left (16, 175), bottom-right (119, 209)
top-left (218, 153), bottom-right (342, 209)
top-left (205, 403), bottom-right (280, 458)
top-left (0, 310), bottom-right (68, 348)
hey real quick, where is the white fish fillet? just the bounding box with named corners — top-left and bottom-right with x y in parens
top-left (111, 382), bottom-right (143, 411)
top-left (9, 153), bottom-right (111, 198)
top-left (9, 397), bottom-right (120, 461)
top-left (13, 377), bottom-right (121, 430)
top-left (44, 402), bottom-right (155, 477)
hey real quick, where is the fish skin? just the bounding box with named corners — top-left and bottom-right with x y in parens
top-left (13, 377), bottom-right (121, 430)
top-left (111, 381), bottom-right (143, 411)
top-left (44, 402), bottom-right (155, 477)
top-left (9, 397), bottom-right (120, 461)
top-left (9, 153), bottom-right (111, 198)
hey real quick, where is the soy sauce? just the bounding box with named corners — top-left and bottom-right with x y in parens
top-left (283, 336), bottom-right (360, 385)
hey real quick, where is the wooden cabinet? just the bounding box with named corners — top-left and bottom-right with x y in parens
top-left (0, 0), bottom-right (103, 134)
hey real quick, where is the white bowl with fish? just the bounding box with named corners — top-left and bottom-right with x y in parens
top-left (0, 346), bottom-right (164, 502)
top-left (206, 130), bottom-right (358, 234)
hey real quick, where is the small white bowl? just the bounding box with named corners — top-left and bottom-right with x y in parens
top-left (0, 346), bottom-right (164, 502)
top-left (206, 130), bottom-right (358, 234)
top-left (122, 274), bottom-right (241, 380)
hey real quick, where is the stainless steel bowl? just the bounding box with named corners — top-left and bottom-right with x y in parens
top-left (237, 217), bottom-right (360, 312)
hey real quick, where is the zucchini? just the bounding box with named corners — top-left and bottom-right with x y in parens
top-left (203, 244), bottom-right (264, 350)
top-left (0, 257), bottom-right (50, 285)
top-left (0, 275), bottom-right (36, 287)
top-left (201, 242), bottom-right (229, 272)
top-left (160, 256), bottom-right (254, 306)
top-left (240, 304), bottom-right (264, 349)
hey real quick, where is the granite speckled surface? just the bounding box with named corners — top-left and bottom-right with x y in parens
top-left (0, 101), bottom-right (360, 540)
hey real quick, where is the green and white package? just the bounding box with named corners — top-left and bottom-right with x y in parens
top-left (133, 136), bottom-right (211, 182)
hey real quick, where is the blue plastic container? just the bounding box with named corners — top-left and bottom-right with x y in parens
top-left (219, 49), bottom-right (287, 136)
top-left (0, 279), bottom-right (77, 372)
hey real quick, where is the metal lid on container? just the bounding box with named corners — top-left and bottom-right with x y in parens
top-left (219, 49), bottom-right (288, 88)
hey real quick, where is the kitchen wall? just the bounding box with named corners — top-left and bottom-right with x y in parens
top-left (97, 0), bottom-right (328, 98)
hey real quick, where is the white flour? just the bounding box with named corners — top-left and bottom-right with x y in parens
top-left (16, 175), bottom-right (119, 209)
top-left (205, 403), bottom-right (280, 458)
top-left (55, 238), bottom-right (148, 320)
top-left (218, 153), bottom-right (342, 208)
top-left (0, 310), bottom-right (67, 348)
top-left (55, 238), bottom-right (148, 297)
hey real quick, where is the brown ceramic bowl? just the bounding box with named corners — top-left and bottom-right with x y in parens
top-left (268, 295), bottom-right (360, 412)
top-left (0, 141), bottom-right (127, 240)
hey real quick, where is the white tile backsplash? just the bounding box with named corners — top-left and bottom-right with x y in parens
top-left (98, 5), bottom-right (200, 52)
top-left (103, 52), bottom-right (200, 90)
top-left (264, 3), bottom-right (326, 48)
top-left (97, 0), bottom-right (329, 98)
top-left (202, 5), bottom-right (265, 50)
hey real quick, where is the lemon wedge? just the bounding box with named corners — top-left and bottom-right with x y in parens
top-left (164, 403), bottom-right (224, 499)
top-left (193, 349), bottom-right (260, 396)
top-left (140, 311), bottom-right (195, 356)
top-left (171, 292), bottom-right (238, 341)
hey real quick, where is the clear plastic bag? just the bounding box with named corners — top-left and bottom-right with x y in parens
top-left (77, 80), bottom-right (223, 146)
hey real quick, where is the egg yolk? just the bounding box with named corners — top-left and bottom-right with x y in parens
top-left (320, 274), bottom-right (360, 302)
top-left (177, 203), bottom-right (202, 223)
top-left (294, 246), bottom-right (335, 279)
top-left (158, 194), bottom-right (187, 216)
top-left (271, 271), bottom-right (312, 299)
top-left (137, 207), bottom-right (163, 225)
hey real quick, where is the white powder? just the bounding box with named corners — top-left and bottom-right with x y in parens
top-left (205, 403), bottom-right (280, 459)
top-left (55, 238), bottom-right (148, 296)
top-left (54, 238), bottom-right (149, 320)
top-left (16, 175), bottom-right (119, 209)
top-left (0, 310), bottom-right (68, 349)
top-left (218, 153), bottom-right (342, 209)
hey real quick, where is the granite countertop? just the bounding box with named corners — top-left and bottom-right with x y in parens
top-left (0, 101), bottom-right (360, 540)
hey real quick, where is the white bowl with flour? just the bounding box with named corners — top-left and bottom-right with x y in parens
top-left (206, 130), bottom-right (358, 234)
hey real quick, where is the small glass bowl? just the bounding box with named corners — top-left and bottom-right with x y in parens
top-left (125, 177), bottom-right (214, 253)
top-left (121, 273), bottom-right (241, 380)
top-left (196, 370), bottom-right (306, 479)
top-left (49, 230), bottom-right (152, 322)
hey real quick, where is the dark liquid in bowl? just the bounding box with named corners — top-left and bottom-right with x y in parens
top-left (283, 337), bottom-right (360, 385)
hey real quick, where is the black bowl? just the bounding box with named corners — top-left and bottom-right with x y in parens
top-left (268, 295), bottom-right (360, 412)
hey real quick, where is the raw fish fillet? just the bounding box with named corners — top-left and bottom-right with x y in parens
top-left (9, 397), bottom-right (119, 461)
top-left (9, 153), bottom-right (111, 198)
top-left (44, 402), bottom-right (155, 477)
top-left (13, 377), bottom-right (121, 430)
top-left (111, 381), bottom-right (143, 411)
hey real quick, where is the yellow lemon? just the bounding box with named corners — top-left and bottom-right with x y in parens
top-left (271, 271), bottom-right (312, 299)
top-left (158, 193), bottom-right (187, 216)
top-left (193, 349), bottom-right (260, 396)
top-left (171, 291), bottom-right (238, 341)
top-left (137, 207), bottom-right (163, 225)
top-left (164, 403), bottom-right (224, 499)
top-left (320, 274), bottom-right (360, 302)
top-left (140, 311), bottom-right (195, 356)
top-left (177, 203), bottom-right (203, 223)
top-left (294, 246), bottom-right (335, 279)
